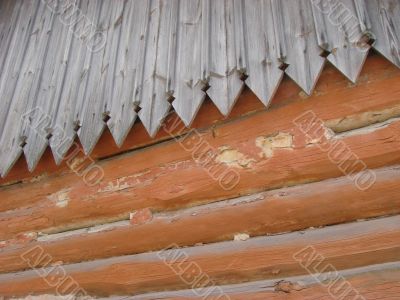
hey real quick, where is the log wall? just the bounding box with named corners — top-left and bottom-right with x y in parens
top-left (0, 54), bottom-right (399, 299)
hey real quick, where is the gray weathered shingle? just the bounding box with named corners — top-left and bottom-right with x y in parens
top-left (0, 0), bottom-right (399, 176)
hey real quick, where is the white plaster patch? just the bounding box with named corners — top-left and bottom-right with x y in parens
top-left (47, 188), bottom-right (71, 208)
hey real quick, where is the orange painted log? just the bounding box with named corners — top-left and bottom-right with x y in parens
top-left (0, 215), bottom-right (398, 297)
top-left (0, 65), bottom-right (400, 240)
top-left (141, 264), bottom-right (400, 300)
top-left (0, 166), bottom-right (399, 274)
top-left (0, 54), bottom-right (398, 186)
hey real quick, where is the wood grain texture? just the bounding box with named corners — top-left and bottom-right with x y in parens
top-left (0, 33), bottom-right (396, 187)
top-left (0, 0), bottom-right (400, 176)
top-left (366, 0), bottom-right (400, 67)
top-left (0, 165), bottom-right (399, 274)
top-left (206, 0), bottom-right (244, 115)
top-left (77, 0), bottom-right (122, 155)
top-left (311, 0), bottom-right (369, 82)
top-left (48, 0), bottom-right (94, 164)
top-left (242, 0), bottom-right (283, 105)
top-left (138, 0), bottom-right (174, 137)
top-left (0, 60), bottom-right (399, 240)
top-left (23, 0), bottom-right (76, 172)
top-left (171, 0), bottom-right (207, 126)
top-left (106, 0), bottom-right (146, 147)
top-left (0, 0), bottom-right (41, 176)
top-left (133, 263), bottom-right (400, 299)
top-left (280, 0), bottom-right (325, 94)
top-left (0, 215), bottom-right (398, 297)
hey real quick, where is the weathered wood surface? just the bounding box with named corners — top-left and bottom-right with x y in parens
top-left (134, 263), bottom-right (400, 299)
top-left (312, 0), bottom-right (370, 82)
top-left (1, 263), bottom-right (400, 299)
top-left (0, 165), bottom-right (399, 274)
top-left (48, 0), bottom-right (93, 164)
top-left (171, 0), bottom-right (207, 126)
top-left (206, 0), bottom-right (244, 115)
top-left (241, 0), bottom-right (283, 105)
top-left (0, 215), bottom-right (398, 297)
top-left (0, 0), bottom-right (45, 176)
top-left (77, 0), bottom-right (124, 155)
top-left (1, 0), bottom-right (400, 176)
top-left (0, 54), bottom-right (399, 240)
top-left (0, 53), bottom-right (397, 186)
top-left (366, 0), bottom-right (400, 67)
top-left (138, 0), bottom-right (174, 137)
top-left (280, 0), bottom-right (325, 94)
top-left (23, 0), bottom-right (76, 171)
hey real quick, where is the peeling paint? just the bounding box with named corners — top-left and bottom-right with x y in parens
top-left (97, 161), bottom-right (194, 194)
top-left (0, 232), bottom-right (38, 249)
top-left (97, 170), bottom-right (154, 193)
top-left (234, 233), bottom-right (250, 241)
top-left (47, 188), bottom-right (71, 208)
top-left (275, 280), bottom-right (304, 293)
top-left (29, 173), bottom-right (48, 183)
top-left (37, 220), bottom-right (131, 242)
top-left (305, 127), bottom-right (335, 146)
top-left (215, 147), bottom-right (255, 168)
top-left (334, 116), bottom-right (400, 138)
top-left (326, 105), bottom-right (400, 133)
top-left (12, 295), bottom-right (75, 300)
top-left (130, 208), bottom-right (153, 226)
top-left (255, 132), bottom-right (293, 158)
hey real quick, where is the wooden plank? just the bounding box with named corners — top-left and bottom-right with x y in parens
top-left (49, 0), bottom-right (94, 164)
top-left (0, 93), bottom-right (400, 240)
top-left (0, 51), bottom-right (396, 186)
top-left (106, 0), bottom-right (150, 146)
top-left (0, 215), bottom-right (398, 296)
top-left (138, 0), bottom-right (175, 137)
top-left (0, 0), bottom-right (39, 176)
top-left (311, 0), bottom-right (369, 82)
top-left (171, 0), bottom-right (207, 126)
top-left (76, 0), bottom-right (120, 155)
top-left (2, 1), bottom-right (400, 176)
top-left (366, 0), bottom-right (400, 67)
top-left (206, 0), bottom-right (244, 115)
top-left (0, 56), bottom-right (400, 239)
top-left (15, 0), bottom-right (57, 169)
top-left (0, 165), bottom-right (399, 274)
top-left (133, 262), bottom-right (400, 299)
top-left (241, 0), bottom-right (283, 106)
top-left (23, 0), bottom-right (76, 172)
top-left (0, 0), bottom-right (20, 85)
top-left (279, 0), bottom-right (325, 94)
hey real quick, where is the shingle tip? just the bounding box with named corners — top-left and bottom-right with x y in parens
top-left (78, 123), bottom-right (106, 157)
top-left (208, 72), bottom-right (245, 117)
top-left (0, 147), bottom-right (23, 178)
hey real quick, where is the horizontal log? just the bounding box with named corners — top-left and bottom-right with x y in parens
top-left (1, 111), bottom-right (400, 241)
top-left (4, 262), bottom-right (400, 299)
top-left (0, 53), bottom-right (396, 186)
top-left (1, 165), bottom-right (400, 274)
top-left (0, 54), bottom-right (400, 240)
top-left (0, 215), bottom-right (399, 297)
top-left (135, 262), bottom-right (400, 300)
